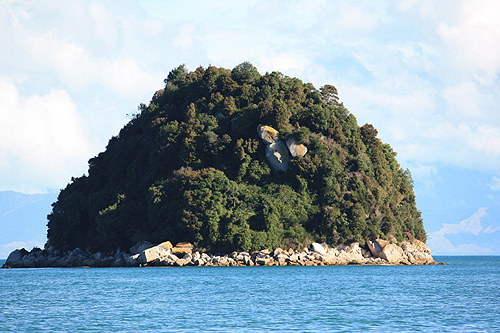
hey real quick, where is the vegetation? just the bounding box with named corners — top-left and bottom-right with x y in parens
top-left (47, 62), bottom-right (426, 253)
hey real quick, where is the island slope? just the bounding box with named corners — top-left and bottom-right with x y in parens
top-left (46, 62), bottom-right (426, 254)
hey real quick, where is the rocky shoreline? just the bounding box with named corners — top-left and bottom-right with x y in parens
top-left (2, 238), bottom-right (445, 268)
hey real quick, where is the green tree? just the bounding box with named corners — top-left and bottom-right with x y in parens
top-left (232, 62), bottom-right (261, 84)
top-left (320, 84), bottom-right (339, 105)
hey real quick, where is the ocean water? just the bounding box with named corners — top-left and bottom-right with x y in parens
top-left (1, 256), bottom-right (499, 332)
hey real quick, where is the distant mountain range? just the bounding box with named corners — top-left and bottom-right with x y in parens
top-left (0, 191), bottom-right (57, 259)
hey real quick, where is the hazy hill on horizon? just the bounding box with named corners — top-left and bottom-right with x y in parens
top-left (0, 191), bottom-right (57, 259)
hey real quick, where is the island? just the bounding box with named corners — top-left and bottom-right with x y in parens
top-left (3, 62), bottom-right (441, 268)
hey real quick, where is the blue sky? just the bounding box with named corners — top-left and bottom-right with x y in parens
top-left (1, 0), bottom-right (499, 255)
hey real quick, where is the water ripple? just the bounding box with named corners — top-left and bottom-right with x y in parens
top-left (1, 256), bottom-right (499, 332)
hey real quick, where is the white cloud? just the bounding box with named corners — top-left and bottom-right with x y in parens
top-left (99, 57), bottom-right (157, 96)
top-left (142, 18), bottom-right (164, 37)
top-left (468, 125), bottom-right (500, 158)
top-left (0, 77), bottom-right (93, 193)
top-left (172, 24), bottom-right (196, 53)
top-left (1, 1), bottom-right (157, 96)
top-left (259, 53), bottom-right (309, 73)
top-left (204, 30), bottom-right (258, 64)
top-left (437, 0), bottom-right (500, 85)
top-left (489, 176), bottom-right (500, 191)
top-left (406, 163), bottom-right (439, 195)
top-left (24, 31), bottom-right (156, 96)
top-left (337, 3), bottom-right (380, 31)
top-left (396, 0), bottom-right (420, 12)
top-left (89, 1), bottom-right (120, 47)
top-left (443, 81), bottom-right (482, 118)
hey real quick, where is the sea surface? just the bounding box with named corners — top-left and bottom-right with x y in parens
top-left (1, 256), bottom-right (499, 332)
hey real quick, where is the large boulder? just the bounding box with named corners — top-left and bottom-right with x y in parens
top-left (335, 243), bottom-right (366, 264)
top-left (366, 238), bottom-right (386, 257)
top-left (5, 248), bottom-right (29, 267)
top-left (137, 242), bottom-right (172, 264)
top-left (172, 242), bottom-right (194, 255)
top-left (286, 137), bottom-right (308, 157)
top-left (130, 241), bottom-right (156, 255)
top-left (158, 241), bottom-right (173, 250)
top-left (402, 239), bottom-right (436, 265)
top-left (378, 243), bottom-right (404, 264)
top-left (257, 124), bottom-right (292, 173)
top-left (257, 124), bottom-right (280, 144)
top-left (158, 253), bottom-right (180, 266)
top-left (407, 239), bottom-right (430, 254)
top-left (265, 141), bottom-right (290, 173)
top-left (125, 254), bottom-right (140, 267)
top-left (367, 239), bottom-right (403, 264)
top-left (311, 243), bottom-right (327, 256)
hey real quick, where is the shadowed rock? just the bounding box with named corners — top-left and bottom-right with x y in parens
top-left (130, 241), bottom-right (156, 255)
top-left (5, 248), bottom-right (29, 267)
top-left (265, 141), bottom-right (290, 173)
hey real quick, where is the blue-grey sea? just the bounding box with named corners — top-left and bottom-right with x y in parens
top-left (1, 256), bottom-right (499, 332)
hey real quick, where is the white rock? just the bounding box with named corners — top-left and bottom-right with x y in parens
top-left (137, 245), bottom-right (170, 264)
top-left (379, 243), bottom-right (403, 264)
top-left (367, 239), bottom-right (403, 264)
top-left (401, 240), bottom-right (436, 265)
top-left (286, 137), bottom-right (308, 157)
top-left (311, 242), bottom-right (327, 255)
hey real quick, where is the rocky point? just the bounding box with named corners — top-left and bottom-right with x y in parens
top-left (2, 238), bottom-right (444, 268)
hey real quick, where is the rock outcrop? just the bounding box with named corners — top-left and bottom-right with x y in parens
top-left (286, 137), bottom-right (308, 157)
top-left (137, 242), bottom-right (173, 264)
top-left (5, 248), bottom-right (29, 267)
top-left (257, 125), bottom-right (280, 144)
top-left (265, 141), bottom-right (290, 172)
top-left (257, 125), bottom-right (307, 173)
top-left (401, 239), bottom-right (436, 265)
top-left (130, 241), bottom-right (155, 254)
top-left (172, 242), bottom-right (194, 255)
top-left (367, 238), bottom-right (436, 265)
top-left (367, 239), bottom-right (403, 264)
top-left (2, 238), bottom-right (440, 268)
top-left (3, 247), bottom-right (141, 268)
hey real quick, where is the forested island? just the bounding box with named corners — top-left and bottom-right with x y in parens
top-left (4, 63), bottom-right (438, 268)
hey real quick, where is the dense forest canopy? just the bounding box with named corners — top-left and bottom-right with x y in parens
top-left (47, 62), bottom-right (426, 253)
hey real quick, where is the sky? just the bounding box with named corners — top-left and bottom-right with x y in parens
top-left (1, 0), bottom-right (499, 255)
